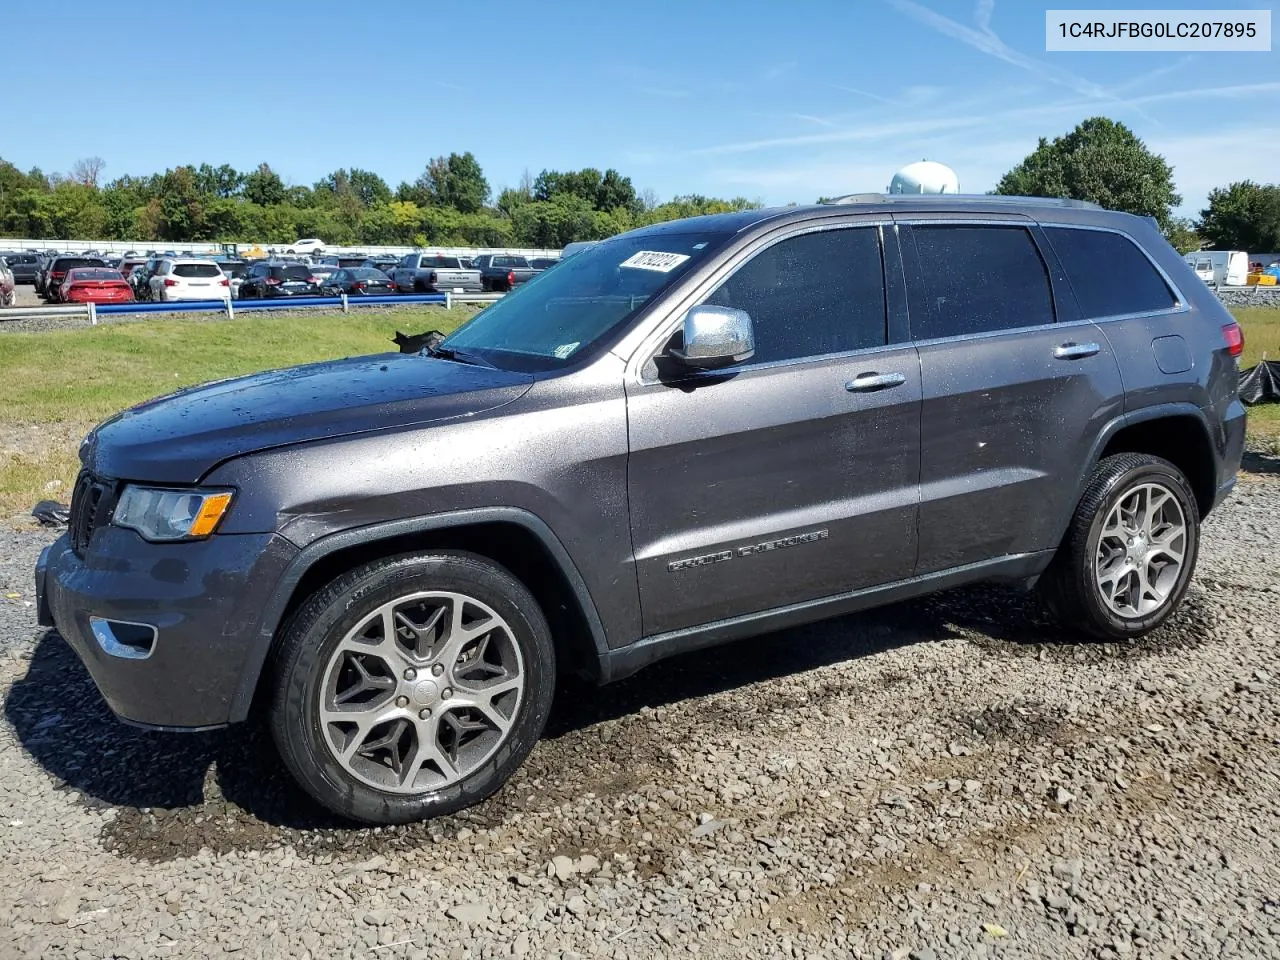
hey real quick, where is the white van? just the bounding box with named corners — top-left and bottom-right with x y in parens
top-left (1183, 250), bottom-right (1248, 287)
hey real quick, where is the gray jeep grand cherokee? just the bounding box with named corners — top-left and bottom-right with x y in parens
top-left (37, 195), bottom-right (1246, 824)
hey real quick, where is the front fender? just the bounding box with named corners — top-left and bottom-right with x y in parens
top-left (225, 506), bottom-right (610, 723)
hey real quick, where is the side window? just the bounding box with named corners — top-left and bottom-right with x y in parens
top-left (703, 227), bottom-right (886, 365)
top-left (1044, 226), bottom-right (1176, 318)
top-left (906, 225), bottom-right (1054, 340)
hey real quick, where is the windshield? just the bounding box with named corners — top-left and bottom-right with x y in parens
top-left (441, 230), bottom-right (729, 372)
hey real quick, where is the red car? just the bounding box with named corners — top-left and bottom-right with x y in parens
top-left (58, 267), bottom-right (136, 304)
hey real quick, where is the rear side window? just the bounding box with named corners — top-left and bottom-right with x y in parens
top-left (907, 225), bottom-right (1054, 340)
top-left (172, 263), bottom-right (222, 278)
top-left (704, 227), bottom-right (886, 365)
top-left (1044, 227), bottom-right (1176, 318)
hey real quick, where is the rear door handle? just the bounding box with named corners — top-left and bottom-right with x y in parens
top-left (1054, 341), bottom-right (1100, 360)
top-left (845, 371), bottom-right (907, 392)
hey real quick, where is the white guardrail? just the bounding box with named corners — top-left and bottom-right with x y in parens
top-left (0, 293), bottom-right (506, 324)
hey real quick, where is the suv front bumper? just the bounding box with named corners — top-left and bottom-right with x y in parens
top-left (36, 527), bottom-right (298, 730)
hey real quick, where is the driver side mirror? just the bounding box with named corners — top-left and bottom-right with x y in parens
top-left (667, 305), bottom-right (755, 369)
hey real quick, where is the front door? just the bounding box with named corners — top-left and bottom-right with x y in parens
top-left (625, 224), bottom-right (922, 637)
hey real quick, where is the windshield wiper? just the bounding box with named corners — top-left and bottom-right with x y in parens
top-left (424, 344), bottom-right (495, 368)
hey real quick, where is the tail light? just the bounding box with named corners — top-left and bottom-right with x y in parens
top-left (507, 270), bottom-right (516, 287)
top-left (353, 281), bottom-right (366, 290)
top-left (218, 278), bottom-right (229, 286)
top-left (428, 271), bottom-right (438, 285)
top-left (307, 276), bottom-right (319, 285)
top-left (163, 278), bottom-right (178, 287)
top-left (265, 277), bottom-right (281, 285)
top-left (388, 282), bottom-right (397, 290)
top-left (1222, 321), bottom-right (1244, 358)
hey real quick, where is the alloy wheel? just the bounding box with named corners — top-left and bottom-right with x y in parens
top-left (317, 591), bottom-right (525, 794)
top-left (1093, 481), bottom-right (1187, 619)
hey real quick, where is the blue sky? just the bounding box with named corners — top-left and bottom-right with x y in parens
top-left (2, 0), bottom-right (1276, 217)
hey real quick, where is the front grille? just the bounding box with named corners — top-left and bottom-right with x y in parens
top-left (69, 471), bottom-right (113, 556)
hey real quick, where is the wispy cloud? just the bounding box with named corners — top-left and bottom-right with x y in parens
top-left (761, 61), bottom-right (797, 81)
top-left (436, 81), bottom-right (468, 92)
top-left (829, 83), bottom-right (901, 106)
top-left (1113, 55), bottom-right (1197, 94)
top-left (691, 115), bottom-right (987, 157)
top-left (885, 0), bottom-right (1114, 101)
top-left (791, 113), bottom-right (837, 128)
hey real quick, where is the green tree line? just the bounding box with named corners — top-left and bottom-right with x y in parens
top-left (993, 116), bottom-right (1280, 254)
top-left (0, 153), bottom-right (758, 248)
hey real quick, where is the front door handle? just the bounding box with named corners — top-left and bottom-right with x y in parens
top-left (845, 371), bottom-right (907, 392)
top-left (1054, 341), bottom-right (1100, 360)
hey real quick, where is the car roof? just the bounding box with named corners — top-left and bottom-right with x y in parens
top-left (619, 194), bottom-right (1144, 243)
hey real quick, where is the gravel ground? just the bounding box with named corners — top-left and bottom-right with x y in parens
top-left (1, 454), bottom-right (1279, 960)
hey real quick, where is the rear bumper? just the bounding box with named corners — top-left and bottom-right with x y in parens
top-left (1213, 398), bottom-right (1247, 511)
top-left (38, 527), bottom-right (298, 729)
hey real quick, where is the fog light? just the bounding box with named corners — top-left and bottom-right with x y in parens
top-left (89, 617), bottom-right (157, 660)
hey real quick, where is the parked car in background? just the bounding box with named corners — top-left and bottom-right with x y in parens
top-left (44, 256), bottom-right (108, 302)
top-left (238, 261), bottom-right (320, 298)
top-left (0, 257), bottom-right (15, 306)
top-left (390, 253), bottom-right (482, 293)
top-left (117, 258), bottom-right (147, 280)
top-left (318, 255), bottom-right (370, 269)
top-left (130, 257), bottom-right (167, 301)
top-left (319, 267), bottom-right (397, 296)
top-left (58, 267), bottom-right (135, 304)
top-left (307, 263), bottom-right (339, 285)
top-left (364, 255), bottom-right (400, 274)
top-left (218, 260), bottom-right (250, 299)
top-left (287, 238), bottom-right (326, 255)
top-left (559, 240), bottom-right (597, 260)
top-left (529, 257), bottom-right (558, 274)
top-left (149, 259), bottom-right (231, 302)
top-left (476, 254), bottom-right (535, 292)
top-left (127, 265), bottom-right (148, 298)
top-left (0, 252), bottom-right (39, 284)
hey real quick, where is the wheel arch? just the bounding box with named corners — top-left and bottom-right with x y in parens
top-left (1092, 406), bottom-right (1217, 519)
top-left (229, 508), bottom-right (609, 723)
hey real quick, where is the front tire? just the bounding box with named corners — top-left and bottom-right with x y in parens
top-left (270, 551), bottom-right (556, 825)
top-left (1040, 453), bottom-right (1200, 639)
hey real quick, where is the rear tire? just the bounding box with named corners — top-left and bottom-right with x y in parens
top-left (1039, 453), bottom-right (1200, 639)
top-left (270, 551), bottom-right (556, 825)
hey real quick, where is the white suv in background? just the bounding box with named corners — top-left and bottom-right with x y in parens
top-left (150, 259), bottom-right (231, 301)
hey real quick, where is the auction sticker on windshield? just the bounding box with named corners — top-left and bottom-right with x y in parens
top-left (620, 251), bottom-right (691, 272)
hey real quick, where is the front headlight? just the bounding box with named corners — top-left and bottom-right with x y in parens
top-left (113, 486), bottom-right (235, 541)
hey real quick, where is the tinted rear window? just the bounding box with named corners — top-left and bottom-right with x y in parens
top-left (69, 268), bottom-right (123, 281)
top-left (274, 265), bottom-right (312, 281)
top-left (173, 263), bottom-right (223, 278)
top-left (54, 258), bottom-right (104, 271)
top-left (351, 268), bottom-right (387, 278)
top-left (907, 225), bottom-right (1055, 340)
top-left (1044, 227), bottom-right (1176, 318)
top-left (420, 256), bottom-right (462, 269)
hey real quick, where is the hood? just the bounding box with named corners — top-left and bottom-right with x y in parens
top-left (84, 352), bottom-right (535, 483)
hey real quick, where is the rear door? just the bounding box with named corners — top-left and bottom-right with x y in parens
top-left (898, 219), bottom-right (1124, 574)
top-left (625, 222), bottom-right (922, 636)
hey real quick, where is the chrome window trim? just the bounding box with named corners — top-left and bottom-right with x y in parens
top-left (908, 315), bottom-right (1098, 351)
top-left (628, 218), bottom-right (893, 386)
top-left (1036, 221), bottom-right (1189, 318)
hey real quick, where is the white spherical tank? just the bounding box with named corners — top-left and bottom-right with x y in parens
top-left (889, 161), bottom-right (960, 194)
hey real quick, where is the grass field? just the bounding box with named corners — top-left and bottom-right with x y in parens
top-left (0, 304), bottom-right (1277, 517)
top-left (0, 306), bottom-right (475, 516)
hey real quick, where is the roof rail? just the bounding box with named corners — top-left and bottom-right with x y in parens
top-left (823, 193), bottom-right (1104, 210)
